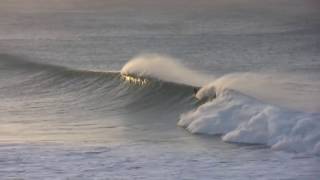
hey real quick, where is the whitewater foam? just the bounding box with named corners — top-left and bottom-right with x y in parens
top-left (179, 85), bottom-right (320, 155)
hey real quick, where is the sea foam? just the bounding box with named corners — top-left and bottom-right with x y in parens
top-left (179, 83), bottom-right (320, 155)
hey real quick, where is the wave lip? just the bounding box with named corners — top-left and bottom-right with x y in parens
top-left (121, 53), bottom-right (213, 87)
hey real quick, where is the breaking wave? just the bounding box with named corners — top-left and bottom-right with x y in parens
top-left (1, 53), bottom-right (320, 155)
top-left (179, 89), bottom-right (320, 155)
top-left (122, 54), bottom-right (320, 155)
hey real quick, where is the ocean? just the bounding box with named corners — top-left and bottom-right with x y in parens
top-left (0, 0), bottom-right (320, 179)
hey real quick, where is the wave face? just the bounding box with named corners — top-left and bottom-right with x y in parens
top-left (1, 53), bottom-right (320, 155)
top-left (0, 54), bottom-right (200, 143)
top-left (0, 54), bottom-right (197, 115)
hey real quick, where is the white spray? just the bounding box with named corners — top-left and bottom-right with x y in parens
top-left (121, 54), bottom-right (213, 87)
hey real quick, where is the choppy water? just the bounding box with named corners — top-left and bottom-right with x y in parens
top-left (1, 0), bottom-right (320, 179)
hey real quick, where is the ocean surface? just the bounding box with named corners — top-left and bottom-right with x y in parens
top-left (1, 0), bottom-right (320, 179)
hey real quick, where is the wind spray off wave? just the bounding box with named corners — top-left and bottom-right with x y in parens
top-left (121, 54), bottom-right (320, 155)
top-left (120, 54), bottom-right (213, 87)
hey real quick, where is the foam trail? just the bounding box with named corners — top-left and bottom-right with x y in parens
top-left (121, 54), bottom-right (213, 87)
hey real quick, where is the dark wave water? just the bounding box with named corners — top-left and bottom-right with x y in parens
top-left (0, 54), bottom-right (201, 145)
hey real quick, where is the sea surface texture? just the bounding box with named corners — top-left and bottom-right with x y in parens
top-left (0, 0), bottom-right (320, 179)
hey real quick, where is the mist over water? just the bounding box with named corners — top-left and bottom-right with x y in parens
top-left (1, 0), bottom-right (320, 179)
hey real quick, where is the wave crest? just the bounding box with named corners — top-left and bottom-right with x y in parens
top-left (121, 54), bottom-right (213, 87)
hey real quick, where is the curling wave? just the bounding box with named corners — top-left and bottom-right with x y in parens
top-left (120, 54), bottom-right (213, 87)
top-left (122, 54), bottom-right (320, 155)
top-left (1, 53), bottom-right (320, 155)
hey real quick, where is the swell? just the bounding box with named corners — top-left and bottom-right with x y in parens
top-left (0, 54), bottom-right (197, 118)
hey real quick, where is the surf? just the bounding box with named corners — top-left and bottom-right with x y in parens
top-left (120, 54), bottom-right (320, 155)
top-left (2, 53), bottom-right (320, 155)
